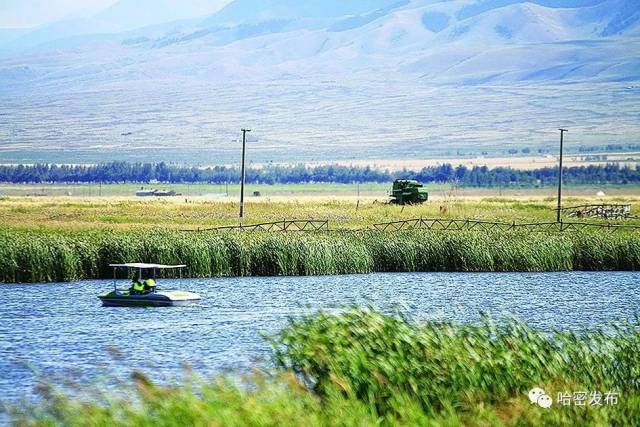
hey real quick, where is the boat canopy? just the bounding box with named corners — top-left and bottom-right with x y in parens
top-left (109, 263), bottom-right (186, 269)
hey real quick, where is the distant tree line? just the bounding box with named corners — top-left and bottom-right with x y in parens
top-left (0, 162), bottom-right (638, 187)
top-left (410, 164), bottom-right (639, 187)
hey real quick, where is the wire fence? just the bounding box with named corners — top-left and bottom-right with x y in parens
top-left (183, 219), bottom-right (329, 232)
top-left (370, 217), bottom-right (640, 233)
top-left (184, 217), bottom-right (640, 233)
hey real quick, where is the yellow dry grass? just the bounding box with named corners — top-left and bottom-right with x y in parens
top-left (2, 190), bottom-right (640, 231)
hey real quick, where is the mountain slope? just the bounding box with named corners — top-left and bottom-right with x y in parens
top-left (0, 0), bottom-right (638, 165)
top-left (202, 0), bottom-right (405, 25)
top-left (456, 0), bottom-right (609, 20)
top-left (1, 0), bottom-right (638, 84)
top-left (0, 28), bottom-right (29, 48)
top-left (97, 0), bottom-right (231, 29)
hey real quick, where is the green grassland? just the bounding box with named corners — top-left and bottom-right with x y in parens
top-left (1, 185), bottom-right (640, 282)
top-left (1, 183), bottom-right (640, 231)
top-left (2, 182), bottom-right (640, 199)
top-left (10, 309), bottom-right (640, 426)
top-left (0, 182), bottom-right (393, 198)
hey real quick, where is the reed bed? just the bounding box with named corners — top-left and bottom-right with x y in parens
top-left (10, 309), bottom-right (640, 426)
top-left (0, 229), bottom-right (639, 283)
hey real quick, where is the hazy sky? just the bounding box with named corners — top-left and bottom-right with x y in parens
top-left (0, 0), bottom-right (119, 28)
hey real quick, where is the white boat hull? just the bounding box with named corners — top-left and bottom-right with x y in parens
top-left (99, 290), bottom-right (201, 307)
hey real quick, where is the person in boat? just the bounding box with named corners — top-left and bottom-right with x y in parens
top-left (143, 275), bottom-right (157, 293)
top-left (130, 275), bottom-right (145, 295)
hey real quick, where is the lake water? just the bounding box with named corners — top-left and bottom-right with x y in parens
top-left (1, 272), bottom-right (639, 409)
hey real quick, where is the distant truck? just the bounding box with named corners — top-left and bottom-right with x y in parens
top-left (389, 179), bottom-right (428, 205)
top-left (135, 189), bottom-right (178, 197)
top-left (136, 189), bottom-right (157, 197)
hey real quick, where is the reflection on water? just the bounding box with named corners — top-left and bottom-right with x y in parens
top-left (1, 271), bottom-right (639, 405)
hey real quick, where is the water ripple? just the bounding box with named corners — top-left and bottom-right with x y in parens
top-left (1, 271), bottom-right (639, 406)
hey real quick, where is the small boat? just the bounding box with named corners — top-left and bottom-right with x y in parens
top-left (99, 263), bottom-right (201, 307)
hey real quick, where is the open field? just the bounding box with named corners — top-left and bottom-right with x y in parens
top-left (0, 182), bottom-right (396, 199)
top-left (3, 182), bottom-right (640, 200)
top-left (2, 81), bottom-right (639, 166)
top-left (1, 183), bottom-right (640, 231)
top-left (10, 309), bottom-right (640, 426)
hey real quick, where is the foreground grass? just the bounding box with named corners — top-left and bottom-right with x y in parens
top-left (11, 309), bottom-right (640, 426)
top-left (1, 229), bottom-right (640, 282)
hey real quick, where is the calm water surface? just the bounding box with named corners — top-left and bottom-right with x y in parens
top-left (1, 272), bottom-right (639, 407)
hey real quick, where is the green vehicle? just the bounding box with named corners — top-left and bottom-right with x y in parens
top-left (390, 179), bottom-right (429, 205)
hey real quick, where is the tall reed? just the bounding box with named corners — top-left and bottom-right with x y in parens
top-left (0, 229), bottom-right (638, 283)
top-left (270, 308), bottom-right (640, 424)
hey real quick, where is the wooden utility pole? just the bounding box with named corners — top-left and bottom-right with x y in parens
top-left (557, 128), bottom-right (568, 223)
top-left (239, 128), bottom-right (251, 218)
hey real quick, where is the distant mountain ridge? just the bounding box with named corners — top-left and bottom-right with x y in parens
top-left (0, 0), bottom-right (638, 166)
top-left (0, 0), bottom-right (638, 87)
top-left (97, 0), bottom-right (231, 29)
top-left (0, 0), bottom-right (231, 53)
top-left (202, 0), bottom-right (404, 25)
top-left (456, 0), bottom-right (609, 20)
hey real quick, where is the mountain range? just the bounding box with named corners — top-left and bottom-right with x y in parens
top-left (0, 0), bottom-right (638, 164)
top-left (2, 0), bottom-right (639, 84)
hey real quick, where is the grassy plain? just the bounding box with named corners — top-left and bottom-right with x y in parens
top-left (2, 183), bottom-right (640, 231)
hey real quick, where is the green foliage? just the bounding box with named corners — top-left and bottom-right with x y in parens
top-left (11, 310), bottom-right (640, 426)
top-left (272, 309), bottom-right (640, 422)
top-left (1, 229), bottom-right (639, 282)
top-left (3, 161), bottom-right (640, 187)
